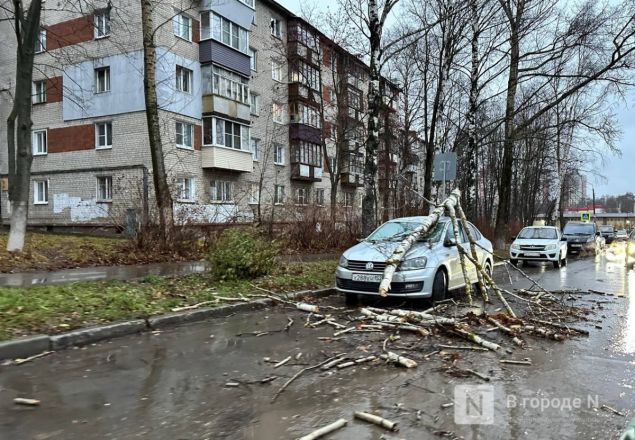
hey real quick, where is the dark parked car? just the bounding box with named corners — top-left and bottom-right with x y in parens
top-left (562, 221), bottom-right (605, 255)
top-left (599, 225), bottom-right (616, 244)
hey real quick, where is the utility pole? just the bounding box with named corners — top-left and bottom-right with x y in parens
top-left (592, 186), bottom-right (596, 215)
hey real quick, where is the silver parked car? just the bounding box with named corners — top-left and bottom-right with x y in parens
top-left (336, 216), bottom-right (494, 304)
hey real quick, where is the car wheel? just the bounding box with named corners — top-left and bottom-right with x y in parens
top-left (344, 292), bottom-right (358, 307)
top-left (432, 269), bottom-right (448, 302)
top-left (510, 259), bottom-right (519, 267)
top-left (476, 261), bottom-right (492, 294)
top-left (553, 254), bottom-right (562, 269)
top-left (562, 255), bottom-right (567, 266)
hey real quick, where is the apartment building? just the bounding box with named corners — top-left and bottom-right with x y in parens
top-left (0, 0), bottom-right (402, 228)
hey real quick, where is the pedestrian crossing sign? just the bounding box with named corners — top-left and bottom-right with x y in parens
top-left (580, 211), bottom-right (592, 222)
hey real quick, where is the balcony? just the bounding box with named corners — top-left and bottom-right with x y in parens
top-left (341, 170), bottom-right (363, 187)
top-left (202, 145), bottom-right (253, 172)
top-left (202, 95), bottom-right (251, 122)
top-left (291, 163), bottom-right (322, 182)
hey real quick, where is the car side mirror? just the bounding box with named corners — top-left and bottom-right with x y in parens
top-left (444, 238), bottom-right (457, 247)
top-left (561, 237), bottom-right (567, 242)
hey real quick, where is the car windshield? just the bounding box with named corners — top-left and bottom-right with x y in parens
top-left (599, 226), bottom-right (614, 231)
top-left (517, 227), bottom-right (558, 239)
top-left (367, 221), bottom-right (446, 243)
top-left (563, 223), bottom-right (595, 235)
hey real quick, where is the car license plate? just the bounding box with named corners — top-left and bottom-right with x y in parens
top-left (524, 252), bottom-right (540, 257)
top-left (351, 273), bottom-right (382, 283)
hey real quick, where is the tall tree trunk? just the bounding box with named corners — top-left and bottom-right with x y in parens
top-left (362, 0), bottom-right (382, 236)
top-left (140, 0), bottom-right (173, 244)
top-left (6, 0), bottom-right (43, 252)
top-left (493, 2), bottom-right (521, 249)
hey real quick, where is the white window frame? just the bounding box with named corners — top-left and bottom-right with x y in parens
top-left (272, 60), bottom-right (282, 82)
top-left (176, 177), bottom-right (195, 201)
top-left (344, 191), bottom-right (354, 207)
top-left (249, 92), bottom-right (259, 115)
top-left (274, 184), bottom-right (285, 205)
top-left (33, 180), bottom-right (48, 205)
top-left (94, 66), bottom-right (111, 93)
top-left (239, 0), bottom-right (255, 8)
top-left (94, 10), bottom-right (111, 39)
top-left (274, 144), bottom-right (285, 165)
top-left (176, 65), bottom-right (193, 93)
top-left (272, 102), bottom-right (284, 124)
top-left (270, 17), bottom-right (281, 38)
top-left (316, 188), bottom-right (325, 206)
top-left (202, 116), bottom-right (250, 151)
top-left (296, 187), bottom-right (309, 205)
top-left (249, 47), bottom-right (257, 71)
top-left (210, 180), bottom-right (234, 203)
top-left (175, 121), bottom-right (194, 149)
top-left (250, 137), bottom-right (259, 161)
top-left (173, 12), bottom-right (192, 41)
top-left (96, 176), bottom-right (113, 202)
top-left (95, 122), bottom-right (113, 149)
top-left (203, 64), bottom-right (249, 104)
top-left (200, 12), bottom-right (249, 53)
top-left (32, 129), bottom-right (47, 156)
top-left (35, 28), bottom-right (46, 53)
top-left (32, 80), bottom-right (47, 104)
top-left (249, 183), bottom-right (259, 205)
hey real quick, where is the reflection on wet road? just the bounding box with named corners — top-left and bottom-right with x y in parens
top-left (0, 257), bottom-right (634, 439)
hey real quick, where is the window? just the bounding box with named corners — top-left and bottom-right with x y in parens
top-left (349, 89), bottom-right (362, 109)
top-left (202, 64), bottom-right (249, 104)
top-left (293, 141), bottom-right (322, 167)
top-left (32, 80), bottom-right (47, 104)
top-left (316, 188), bottom-right (325, 206)
top-left (250, 137), bottom-right (259, 161)
top-left (272, 60), bottom-right (282, 82)
top-left (290, 103), bottom-right (321, 128)
top-left (173, 12), bottom-right (192, 41)
top-left (270, 17), bottom-right (281, 38)
top-left (32, 130), bottom-right (47, 155)
top-left (33, 180), bottom-right (48, 204)
top-left (94, 10), bottom-right (111, 38)
top-left (274, 185), bottom-right (285, 204)
top-left (200, 12), bottom-right (249, 53)
top-left (210, 180), bottom-right (233, 202)
top-left (344, 192), bottom-right (354, 207)
top-left (203, 117), bottom-right (250, 150)
top-left (249, 183), bottom-right (259, 204)
top-left (95, 122), bottom-right (113, 149)
top-left (35, 28), bottom-right (46, 53)
top-left (348, 153), bottom-right (364, 175)
top-left (249, 92), bottom-right (259, 115)
top-left (96, 176), bottom-right (113, 201)
top-left (176, 65), bottom-right (193, 93)
top-left (296, 188), bottom-right (309, 205)
top-left (272, 102), bottom-right (284, 123)
top-left (239, 0), bottom-right (255, 7)
top-left (274, 144), bottom-right (285, 165)
top-left (249, 48), bottom-right (257, 71)
top-left (176, 121), bottom-right (193, 149)
top-left (291, 61), bottom-right (319, 91)
top-left (95, 67), bottom-right (110, 93)
top-left (176, 177), bottom-right (195, 201)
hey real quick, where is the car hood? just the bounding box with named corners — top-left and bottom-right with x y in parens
top-left (512, 238), bottom-right (560, 246)
top-left (563, 233), bottom-right (594, 242)
top-left (343, 240), bottom-right (435, 262)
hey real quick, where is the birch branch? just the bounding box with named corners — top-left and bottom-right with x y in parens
top-left (297, 418), bottom-right (348, 440)
top-left (457, 204), bottom-right (488, 301)
top-left (446, 202), bottom-right (473, 304)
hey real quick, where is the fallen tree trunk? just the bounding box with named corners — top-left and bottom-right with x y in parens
top-left (445, 202), bottom-right (473, 304)
top-left (298, 418), bottom-right (347, 440)
top-left (378, 190), bottom-right (461, 296)
top-left (354, 411), bottom-right (399, 431)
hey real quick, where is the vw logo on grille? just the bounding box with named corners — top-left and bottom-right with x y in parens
top-left (365, 262), bottom-right (374, 270)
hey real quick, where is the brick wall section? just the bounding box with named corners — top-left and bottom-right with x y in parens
top-left (47, 76), bottom-right (63, 103)
top-left (48, 124), bottom-right (95, 153)
top-left (47, 15), bottom-right (94, 50)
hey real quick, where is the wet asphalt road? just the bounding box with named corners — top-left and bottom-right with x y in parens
top-left (1, 256), bottom-right (634, 440)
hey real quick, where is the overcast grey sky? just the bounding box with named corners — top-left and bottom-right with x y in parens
top-left (277, 0), bottom-right (634, 197)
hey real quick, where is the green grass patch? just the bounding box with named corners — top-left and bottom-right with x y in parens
top-left (0, 260), bottom-right (338, 341)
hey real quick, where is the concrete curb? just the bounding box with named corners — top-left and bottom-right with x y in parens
top-left (0, 287), bottom-right (336, 361)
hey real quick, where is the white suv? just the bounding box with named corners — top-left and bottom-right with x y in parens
top-left (510, 226), bottom-right (568, 268)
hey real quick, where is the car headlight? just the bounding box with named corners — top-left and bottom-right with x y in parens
top-left (399, 257), bottom-right (427, 271)
top-left (338, 255), bottom-right (349, 268)
top-left (511, 243), bottom-right (520, 250)
top-left (545, 244), bottom-right (556, 251)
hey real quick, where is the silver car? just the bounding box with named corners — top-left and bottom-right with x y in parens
top-left (336, 216), bottom-right (494, 304)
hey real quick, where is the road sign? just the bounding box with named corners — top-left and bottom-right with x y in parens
top-left (581, 211), bottom-right (592, 222)
top-left (433, 153), bottom-right (457, 181)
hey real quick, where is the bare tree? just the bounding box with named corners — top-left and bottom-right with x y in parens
top-left (5, 0), bottom-right (43, 251)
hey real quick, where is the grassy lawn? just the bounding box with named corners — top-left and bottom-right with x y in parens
top-left (0, 232), bottom-right (204, 273)
top-left (0, 260), bottom-right (338, 341)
